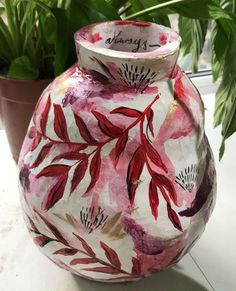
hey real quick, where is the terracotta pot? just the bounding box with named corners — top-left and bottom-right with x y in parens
top-left (0, 76), bottom-right (51, 162)
top-left (18, 21), bottom-right (216, 282)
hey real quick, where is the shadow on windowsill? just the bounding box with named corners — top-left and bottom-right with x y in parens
top-left (72, 267), bottom-right (211, 291)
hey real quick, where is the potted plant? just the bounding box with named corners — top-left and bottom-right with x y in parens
top-left (0, 0), bottom-right (121, 161)
top-left (0, 0), bottom-right (54, 161)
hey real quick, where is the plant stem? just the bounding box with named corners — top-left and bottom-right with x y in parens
top-left (126, 94), bottom-right (160, 132)
top-left (77, 248), bottom-right (130, 274)
top-left (123, 0), bottom-right (195, 20)
top-left (39, 131), bottom-right (87, 146)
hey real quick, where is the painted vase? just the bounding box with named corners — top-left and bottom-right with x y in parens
top-left (18, 21), bottom-right (216, 282)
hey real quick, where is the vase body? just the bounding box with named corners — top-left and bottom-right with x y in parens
top-left (18, 21), bottom-right (216, 282)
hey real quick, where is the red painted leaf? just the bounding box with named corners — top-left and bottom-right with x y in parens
top-left (153, 173), bottom-right (177, 205)
top-left (111, 107), bottom-right (142, 118)
top-left (88, 69), bottom-right (109, 84)
top-left (43, 174), bottom-right (68, 210)
top-left (70, 258), bottom-right (98, 265)
top-left (35, 209), bottom-right (68, 245)
top-left (115, 131), bottom-right (128, 159)
top-left (26, 215), bottom-right (39, 233)
top-left (91, 57), bottom-right (115, 80)
top-left (131, 257), bottom-right (141, 275)
top-left (40, 95), bottom-right (51, 135)
top-left (127, 146), bottom-right (145, 205)
top-left (142, 134), bottom-right (167, 173)
top-left (100, 241), bottom-right (121, 268)
top-left (174, 77), bottom-right (185, 100)
top-left (84, 149), bottom-right (101, 195)
top-left (146, 109), bottom-right (154, 137)
top-left (33, 235), bottom-right (53, 247)
top-left (167, 203), bottom-right (183, 232)
top-left (156, 182), bottom-right (170, 203)
top-left (74, 114), bottom-right (98, 145)
top-left (71, 157), bottom-right (88, 193)
top-left (82, 267), bottom-right (121, 274)
top-left (31, 142), bottom-right (53, 168)
top-left (149, 179), bottom-right (159, 220)
top-left (33, 97), bottom-right (41, 124)
top-left (30, 134), bottom-right (42, 152)
top-left (73, 232), bottom-right (95, 257)
top-left (53, 104), bottom-right (70, 141)
top-left (36, 164), bottom-right (70, 178)
top-left (53, 248), bottom-right (78, 256)
top-left (53, 151), bottom-right (87, 162)
top-left (28, 126), bottom-right (37, 138)
top-left (75, 143), bottom-right (88, 151)
top-left (92, 110), bottom-right (123, 138)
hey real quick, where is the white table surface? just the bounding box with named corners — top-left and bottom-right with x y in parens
top-left (0, 93), bottom-right (235, 291)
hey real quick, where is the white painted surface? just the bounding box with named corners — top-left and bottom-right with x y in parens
top-left (0, 93), bottom-right (235, 291)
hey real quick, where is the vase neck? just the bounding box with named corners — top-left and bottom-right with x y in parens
top-left (75, 21), bottom-right (181, 89)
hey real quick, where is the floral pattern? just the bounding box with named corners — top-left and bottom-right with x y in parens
top-left (18, 20), bottom-right (216, 282)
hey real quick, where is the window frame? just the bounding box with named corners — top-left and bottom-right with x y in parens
top-left (188, 70), bottom-right (219, 95)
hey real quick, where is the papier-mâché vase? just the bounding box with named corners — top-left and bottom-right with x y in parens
top-left (18, 21), bottom-right (216, 282)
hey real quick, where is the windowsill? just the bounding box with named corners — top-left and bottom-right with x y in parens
top-left (189, 71), bottom-right (219, 95)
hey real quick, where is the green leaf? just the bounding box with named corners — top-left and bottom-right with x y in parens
top-left (171, 0), bottom-right (232, 19)
top-left (208, 3), bottom-right (232, 20)
top-left (219, 141), bottom-right (225, 160)
top-left (77, 4), bottom-right (107, 23)
top-left (79, 0), bottom-right (120, 20)
top-left (221, 79), bottom-right (236, 139)
top-left (52, 0), bottom-right (121, 76)
top-left (154, 14), bottom-right (171, 27)
top-left (52, 2), bottom-right (92, 76)
top-left (107, 0), bottom-right (128, 10)
top-left (211, 48), bottom-right (223, 82)
top-left (0, 14), bottom-right (15, 59)
top-left (215, 75), bottom-right (236, 159)
top-left (4, 0), bottom-right (21, 55)
top-left (219, 89), bottom-right (236, 159)
top-left (7, 56), bottom-right (39, 79)
top-left (214, 22), bottom-right (236, 158)
top-left (128, 0), bottom-right (153, 21)
top-left (211, 20), bottom-right (228, 81)
top-left (52, 7), bottom-right (71, 76)
top-left (129, 0), bottom-right (146, 11)
top-left (125, 0), bottom-right (233, 20)
top-left (178, 16), bottom-right (191, 56)
top-left (127, 0), bottom-right (153, 21)
top-left (0, 24), bottom-right (12, 61)
top-left (179, 16), bottom-right (208, 72)
top-left (42, 13), bottom-right (57, 45)
top-left (128, 0), bottom-right (171, 25)
top-left (214, 78), bottom-right (231, 127)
